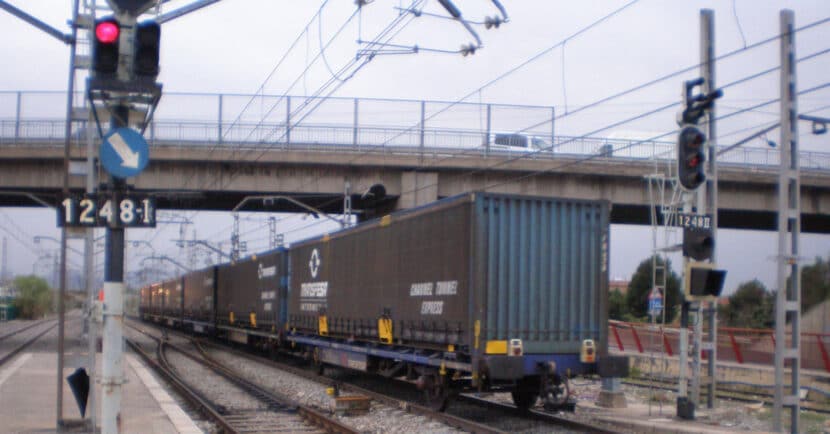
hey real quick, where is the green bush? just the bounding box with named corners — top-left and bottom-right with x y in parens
top-left (12, 275), bottom-right (53, 319)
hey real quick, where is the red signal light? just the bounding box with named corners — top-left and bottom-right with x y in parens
top-left (96, 21), bottom-right (119, 44)
top-left (688, 155), bottom-right (701, 168)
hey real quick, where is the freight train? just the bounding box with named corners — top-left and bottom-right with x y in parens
top-left (140, 192), bottom-right (610, 411)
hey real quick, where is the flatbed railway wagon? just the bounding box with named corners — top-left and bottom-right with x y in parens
top-left (182, 265), bottom-right (218, 334)
top-left (287, 192), bottom-right (609, 410)
top-left (216, 248), bottom-right (289, 345)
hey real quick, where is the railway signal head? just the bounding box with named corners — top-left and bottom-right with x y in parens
top-left (134, 20), bottom-right (161, 78)
top-left (92, 18), bottom-right (120, 75)
top-left (677, 125), bottom-right (706, 190)
top-left (684, 262), bottom-right (727, 301)
top-left (683, 226), bottom-right (714, 261)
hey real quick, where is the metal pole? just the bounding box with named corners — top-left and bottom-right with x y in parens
top-left (285, 95), bottom-right (291, 145)
top-left (231, 213), bottom-right (240, 262)
top-left (14, 91), bottom-right (21, 142)
top-left (419, 100), bottom-right (426, 164)
top-left (58, 0), bottom-right (81, 426)
top-left (352, 98), bottom-right (359, 147)
top-left (85, 3), bottom-right (99, 428)
top-left (217, 94), bottom-right (223, 144)
top-left (268, 217), bottom-right (276, 250)
top-left (678, 300), bottom-right (689, 400)
top-left (550, 106), bottom-right (556, 148)
top-left (774, 9), bottom-right (801, 433)
top-left (344, 181), bottom-right (352, 226)
top-left (102, 104), bottom-right (128, 434)
top-left (485, 104), bottom-right (491, 157)
top-left (700, 8), bottom-right (718, 409)
top-left (85, 106), bottom-right (98, 433)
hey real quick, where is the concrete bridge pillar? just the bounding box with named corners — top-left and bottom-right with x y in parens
top-left (398, 171), bottom-right (438, 210)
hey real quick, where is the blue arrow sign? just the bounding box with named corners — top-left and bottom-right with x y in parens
top-left (100, 127), bottom-right (149, 179)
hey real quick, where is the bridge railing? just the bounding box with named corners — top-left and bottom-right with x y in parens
top-left (4, 117), bottom-right (829, 172)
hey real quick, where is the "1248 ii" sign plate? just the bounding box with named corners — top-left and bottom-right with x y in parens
top-left (58, 194), bottom-right (156, 228)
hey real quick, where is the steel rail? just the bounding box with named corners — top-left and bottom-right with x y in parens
top-left (0, 320), bottom-right (58, 367)
top-left (623, 377), bottom-right (830, 415)
top-left (0, 318), bottom-right (55, 342)
top-left (166, 339), bottom-right (357, 434)
top-left (127, 322), bottom-right (357, 434)
top-left (125, 335), bottom-right (238, 433)
top-left (456, 394), bottom-right (622, 434)
top-left (192, 337), bottom-right (535, 434)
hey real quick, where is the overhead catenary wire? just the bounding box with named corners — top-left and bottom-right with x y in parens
top-left (196, 2), bottom-right (421, 195)
top-left (207, 9), bottom-right (830, 241)
top-left (246, 0), bottom-right (644, 214)
top-left (338, 49), bottom-right (830, 211)
top-left (339, 24), bottom-right (830, 202)
top-left (173, 1), bottom-right (364, 237)
top-left (139, 77), bottom-right (830, 280)
top-left (138, 9), bottom-right (830, 272)
top-left (480, 81), bottom-right (830, 191)
top-left (301, 2), bottom-right (826, 197)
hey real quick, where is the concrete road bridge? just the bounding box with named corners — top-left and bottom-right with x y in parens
top-left (1, 91), bottom-right (829, 232)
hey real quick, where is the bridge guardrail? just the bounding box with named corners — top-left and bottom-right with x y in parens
top-left (2, 118), bottom-right (829, 171)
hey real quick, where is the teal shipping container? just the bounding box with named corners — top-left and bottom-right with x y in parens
top-left (288, 192), bottom-right (609, 365)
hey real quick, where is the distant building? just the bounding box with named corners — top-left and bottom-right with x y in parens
top-left (0, 285), bottom-right (18, 299)
top-left (610, 279), bottom-right (630, 295)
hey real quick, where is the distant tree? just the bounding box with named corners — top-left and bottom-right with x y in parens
top-left (12, 275), bottom-right (53, 319)
top-left (608, 289), bottom-right (627, 321)
top-left (625, 256), bottom-right (681, 323)
top-left (721, 279), bottom-right (774, 329)
top-left (800, 255), bottom-right (830, 314)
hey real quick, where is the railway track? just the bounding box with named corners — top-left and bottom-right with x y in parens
top-left (186, 327), bottom-right (624, 434)
top-left (624, 376), bottom-right (830, 414)
top-left (193, 339), bottom-right (501, 434)
top-left (0, 319), bottom-right (54, 342)
top-left (456, 394), bottom-right (621, 434)
top-left (0, 319), bottom-right (57, 367)
top-left (127, 324), bottom-right (356, 434)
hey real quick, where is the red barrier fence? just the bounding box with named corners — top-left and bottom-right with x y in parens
top-left (608, 320), bottom-right (830, 373)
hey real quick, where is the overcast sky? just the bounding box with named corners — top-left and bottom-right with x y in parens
top-left (1, 0), bottom-right (829, 296)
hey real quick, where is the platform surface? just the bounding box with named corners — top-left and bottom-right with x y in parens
top-left (0, 351), bottom-right (201, 433)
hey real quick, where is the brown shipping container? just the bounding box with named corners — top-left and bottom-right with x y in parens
top-left (161, 277), bottom-right (182, 319)
top-left (216, 248), bottom-right (288, 330)
top-left (183, 266), bottom-right (216, 324)
top-left (149, 282), bottom-right (163, 316)
top-left (288, 192), bottom-right (609, 355)
top-left (139, 285), bottom-right (151, 315)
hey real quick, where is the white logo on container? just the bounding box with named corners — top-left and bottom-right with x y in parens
top-left (257, 263), bottom-right (276, 280)
top-left (309, 248), bottom-right (321, 278)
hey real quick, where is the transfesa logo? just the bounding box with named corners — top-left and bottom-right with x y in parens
top-left (309, 248), bottom-right (321, 278)
top-left (257, 263), bottom-right (276, 280)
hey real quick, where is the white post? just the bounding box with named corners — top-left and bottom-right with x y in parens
top-left (101, 281), bottom-right (124, 433)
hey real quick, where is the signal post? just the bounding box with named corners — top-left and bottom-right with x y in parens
top-left (59, 1), bottom-right (162, 432)
top-left (674, 69), bottom-right (727, 419)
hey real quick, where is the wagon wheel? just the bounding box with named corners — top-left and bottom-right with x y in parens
top-left (422, 373), bottom-right (450, 412)
top-left (542, 374), bottom-right (571, 410)
top-left (511, 377), bottom-right (540, 410)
